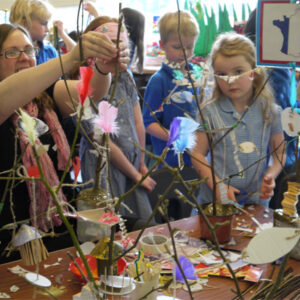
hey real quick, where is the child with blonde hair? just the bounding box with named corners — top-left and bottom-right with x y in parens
top-left (142, 10), bottom-right (200, 168)
top-left (9, 0), bottom-right (58, 64)
top-left (191, 32), bottom-right (286, 208)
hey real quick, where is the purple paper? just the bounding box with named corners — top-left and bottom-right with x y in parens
top-left (175, 256), bottom-right (197, 283)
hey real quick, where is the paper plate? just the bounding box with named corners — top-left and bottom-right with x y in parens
top-left (243, 227), bottom-right (300, 264)
top-left (25, 272), bottom-right (51, 287)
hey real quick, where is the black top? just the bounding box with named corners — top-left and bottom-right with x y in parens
top-left (0, 84), bottom-right (74, 263)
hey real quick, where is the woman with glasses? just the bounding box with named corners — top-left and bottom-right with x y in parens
top-left (0, 23), bottom-right (128, 263)
top-left (9, 0), bottom-right (58, 65)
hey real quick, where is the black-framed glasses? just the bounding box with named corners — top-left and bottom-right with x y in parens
top-left (0, 47), bottom-right (39, 59)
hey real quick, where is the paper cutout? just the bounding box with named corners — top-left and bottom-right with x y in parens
top-left (281, 107), bottom-right (300, 137)
top-left (281, 181), bottom-right (300, 217)
top-left (72, 156), bottom-right (81, 183)
top-left (69, 254), bottom-right (98, 283)
top-left (195, 262), bottom-right (263, 283)
top-left (0, 293), bottom-right (10, 298)
top-left (238, 141), bottom-right (257, 153)
top-left (25, 272), bottom-right (51, 287)
top-left (244, 227), bottom-right (300, 264)
top-left (77, 208), bottom-right (120, 227)
top-left (27, 165), bottom-right (40, 178)
top-left (9, 286), bottom-right (19, 293)
top-left (175, 256), bottom-right (197, 283)
top-left (97, 211), bottom-right (119, 224)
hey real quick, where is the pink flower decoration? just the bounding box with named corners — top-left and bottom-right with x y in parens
top-left (77, 66), bottom-right (94, 106)
top-left (94, 101), bottom-right (119, 134)
top-left (97, 211), bottom-right (119, 224)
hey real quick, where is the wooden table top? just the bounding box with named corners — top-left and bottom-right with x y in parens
top-left (0, 205), bottom-right (299, 299)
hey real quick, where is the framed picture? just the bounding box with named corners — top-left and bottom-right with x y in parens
top-left (257, 0), bottom-right (300, 67)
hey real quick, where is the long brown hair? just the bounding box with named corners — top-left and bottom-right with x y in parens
top-left (0, 23), bottom-right (30, 53)
top-left (0, 23), bottom-right (54, 111)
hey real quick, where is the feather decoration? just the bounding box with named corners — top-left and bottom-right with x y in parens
top-left (77, 66), bottom-right (94, 106)
top-left (173, 70), bottom-right (184, 81)
top-left (72, 156), bottom-right (81, 183)
top-left (167, 118), bottom-right (181, 147)
top-left (93, 101), bottom-right (119, 134)
top-left (192, 64), bottom-right (203, 79)
top-left (168, 117), bottom-right (199, 154)
top-left (175, 256), bottom-right (197, 283)
top-left (19, 109), bottom-right (38, 145)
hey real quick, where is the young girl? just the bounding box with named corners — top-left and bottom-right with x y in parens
top-left (9, 0), bottom-right (58, 64)
top-left (77, 17), bottom-right (156, 241)
top-left (191, 32), bottom-right (286, 207)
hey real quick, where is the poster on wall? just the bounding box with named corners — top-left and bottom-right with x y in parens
top-left (257, 0), bottom-right (300, 67)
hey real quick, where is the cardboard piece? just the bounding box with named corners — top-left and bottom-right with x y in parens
top-left (244, 227), bottom-right (300, 264)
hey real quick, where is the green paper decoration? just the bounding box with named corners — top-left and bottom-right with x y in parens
top-left (185, 0), bottom-right (252, 58)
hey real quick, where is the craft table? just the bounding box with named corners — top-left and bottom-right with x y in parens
top-left (0, 205), bottom-right (299, 299)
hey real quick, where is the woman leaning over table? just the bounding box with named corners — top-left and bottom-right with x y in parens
top-left (0, 23), bottom-right (129, 263)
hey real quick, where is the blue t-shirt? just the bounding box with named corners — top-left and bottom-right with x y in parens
top-left (36, 41), bottom-right (58, 65)
top-left (143, 62), bottom-right (199, 167)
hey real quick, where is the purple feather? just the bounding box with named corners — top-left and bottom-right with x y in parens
top-left (175, 256), bottom-right (197, 283)
top-left (167, 117), bottom-right (181, 147)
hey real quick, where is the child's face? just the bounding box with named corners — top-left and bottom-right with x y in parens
top-left (213, 54), bottom-right (254, 104)
top-left (30, 16), bottom-right (50, 42)
top-left (160, 33), bottom-right (196, 65)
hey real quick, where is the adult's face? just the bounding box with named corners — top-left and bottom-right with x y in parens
top-left (0, 29), bottom-right (36, 81)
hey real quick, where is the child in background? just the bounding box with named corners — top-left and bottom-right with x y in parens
top-left (9, 0), bottom-right (58, 64)
top-left (53, 20), bottom-right (76, 53)
top-left (77, 17), bottom-right (156, 241)
top-left (191, 32), bottom-right (286, 208)
top-left (122, 7), bottom-right (145, 74)
top-left (142, 11), bottom-right (200, 168)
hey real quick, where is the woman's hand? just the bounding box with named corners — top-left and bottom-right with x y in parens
top-left (76, 31), bottom-right (118, 62)
top-left (94, 42), bottom-right (130, 74)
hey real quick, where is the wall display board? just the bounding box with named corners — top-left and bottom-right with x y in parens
top-left (257, 0), bottom-right (300, 67)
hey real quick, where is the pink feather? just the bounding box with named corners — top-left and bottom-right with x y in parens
top-left (94, 101), bottom-right (119, 134)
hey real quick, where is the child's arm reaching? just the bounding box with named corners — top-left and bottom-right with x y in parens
top-left (191, 131), bottom-right (239, 202)
top-left (146, 122), bottom-right (169, 141)
top-left (109, 140), bottom-right (156, 193)
top-left (260, 132), bottom-right (286, 199)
